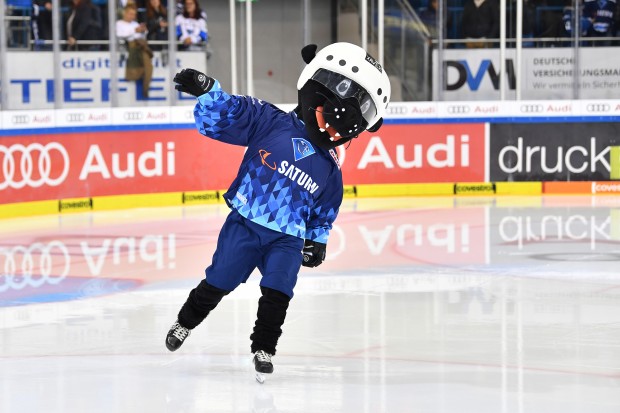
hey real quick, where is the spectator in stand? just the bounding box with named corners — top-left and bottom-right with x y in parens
top-left (461, 0), bottom-right (499, 48)
top-left (114, 0), bottom-right (146, 27)
top-left (116, 3), bottom-right (153, 97)
top-left (65, 0), bottom-right (102, 50)
top-left (34, 0), bottom-right (83, 50)
top-left (32, 0), bottom-right (53, 49)
top-left (7, 0), bottom-right (32, 48)
top-left (91, 0), bottom-right (109, 46)
top-left (561, 0), bottom-right (592, 37)
top-left (419, 0), bottom-right (438, 38)
top-left (418, 0), bottom-right (454, 41)
top-left (145, 0), bottom-right (168, 49)
top-left (175, 0), bottom-right (208, 51)
top-left (583, 0), bottom-right (616, 44)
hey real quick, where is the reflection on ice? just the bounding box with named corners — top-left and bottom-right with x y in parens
top-left (0, 196), bottom-right (619, 412)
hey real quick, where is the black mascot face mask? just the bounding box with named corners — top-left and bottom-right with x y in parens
top-left (296, 43), bottom-right (391, 151)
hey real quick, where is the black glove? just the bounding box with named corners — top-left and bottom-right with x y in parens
top-left (302, 240), bottom-right (326, 268)
top-left (173, 68), bottom-right (215, 97)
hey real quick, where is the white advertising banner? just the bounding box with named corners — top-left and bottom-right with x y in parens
top-left (2, 100), bottom-right (620, 129)
top-left (4, 51), bottom-right (208, 109)
top-left (433, 47), bottom-right (620, 101)
top-left (383, 100), bottom-right (620, 119)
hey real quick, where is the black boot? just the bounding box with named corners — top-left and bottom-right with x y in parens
top-left (166, 321), bottom-right (191, 351)
top-left (165, 280), bottom-right (229, 352)
top-left (253, 350), bottom-right (274, 373)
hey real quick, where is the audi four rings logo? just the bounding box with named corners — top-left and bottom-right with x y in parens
top-left (387, 105), bottom-right (408, 115)
top-left (520, 104), bottom-right (544, 113)
top-left (0, 241), bottom-right (69, 292)
top-left (66, 113), bottom-right (85, 122)
top-left (11, 115), bottom-right (30, 124)
top-left (586, 103), bottom-right (610, 112)
top-left (123, 111), bottom-right (144, 121)
top-left (0, 142), bottom-right (70, 190)
top-left (447, 105), bottom-right (470, 115)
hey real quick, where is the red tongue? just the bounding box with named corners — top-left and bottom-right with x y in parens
top-left (315, 106), bottom-right (341, 141)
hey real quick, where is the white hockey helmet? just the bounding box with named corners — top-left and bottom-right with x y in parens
top-left (297, 42), bottom-right (391, 130)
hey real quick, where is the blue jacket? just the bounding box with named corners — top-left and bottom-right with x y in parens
top-left (584, 0), bottom-right (616, 35)
top-left (193, 80), bottom-right (343, 244)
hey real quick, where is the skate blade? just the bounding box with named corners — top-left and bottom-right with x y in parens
top-left (255, 372), bottom-right (266, 384)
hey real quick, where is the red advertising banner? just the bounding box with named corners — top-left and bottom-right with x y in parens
top-left (0, 129), bottom-right (245, 204)
top-left (338, 123), bottom-right (486, 184)
top-left (0, 123), bottom-right (486, 204)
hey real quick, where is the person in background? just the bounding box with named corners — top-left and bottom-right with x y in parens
top-left (66, 0), bottom-right (102, 50)
top-left (418, 0), bottom-right (454, 41)
top-left (117, 0), bottom-right (144, 19)
top-left (561, 0), bottom-right (592, 37)
top-left (116, 3), bottom-right (153, 97)
top-left (32, 0), bottom-right (53, 49)
top-left (145, 0), bottom-right (168, 49)
top-left (419, 0), bottom-right (439, 39)
top-left (91, 0), bottom-right (109, 47)
top-left (583, 0), bottom-right (616, 45)
top-left (461, 0), bottom-right (499, 48)
top-left (7, 0), bottom-right (33, 48)
top-left (175, 0), bottom-right (208, 51)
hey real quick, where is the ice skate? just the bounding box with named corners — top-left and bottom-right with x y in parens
top-left (165, 321), bottom-right (191, 351)
top-left (253, 350), bottom-right (273, 384)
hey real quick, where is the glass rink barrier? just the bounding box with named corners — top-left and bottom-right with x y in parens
top-left (2, 0), bottom-right (620, 109)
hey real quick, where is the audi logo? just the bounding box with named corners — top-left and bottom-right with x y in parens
top-left (66, 113), bottom-right (85, 122)
top-left (11, 114), bottom-right (30, 124)
top-left (0, 241), bottom-right (69, 292)
top-left (0, 142), bottom-right (70, 190)
top-left (123, 111), bottom-right (144, 121)
top-left (520, 104), bottom-right (544, 113)
top-left (447, 105), bottom-right (470, 115)
top-left (586, 103), bottom-right (610, 112)
top-left (386, 105), bottom-right (408, 115)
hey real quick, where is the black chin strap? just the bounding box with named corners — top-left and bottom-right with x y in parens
top-left (344, 137), bottom-right (355, 149)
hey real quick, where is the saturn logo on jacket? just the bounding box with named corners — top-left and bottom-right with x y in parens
top-left (259, 149), bottom-right (277, 170)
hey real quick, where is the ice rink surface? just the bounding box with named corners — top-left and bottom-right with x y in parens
top-left (1, 196), bottom-right (619, 413)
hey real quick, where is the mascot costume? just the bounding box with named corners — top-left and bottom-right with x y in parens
top-left (165, 42), bottom-right (391, 383)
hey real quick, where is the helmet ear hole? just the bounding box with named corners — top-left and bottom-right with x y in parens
top-left (367, 118), bottom-right (383, 132)
top-left (301, 44), bottom-right (318, 64)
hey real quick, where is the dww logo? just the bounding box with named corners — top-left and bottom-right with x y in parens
top-left (444, 59), bottom-right (516, 91)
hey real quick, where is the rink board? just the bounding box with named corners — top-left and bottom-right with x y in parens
top-left (2, 101), bottom-right (620, 219)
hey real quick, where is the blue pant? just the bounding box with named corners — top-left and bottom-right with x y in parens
top-left (205, 210), bottom-right (304, 298)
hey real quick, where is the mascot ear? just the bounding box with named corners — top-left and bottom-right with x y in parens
top-left (367, 118), bottom-right (383, 132)
top-left (301, 44), bottom-right (318, 64)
